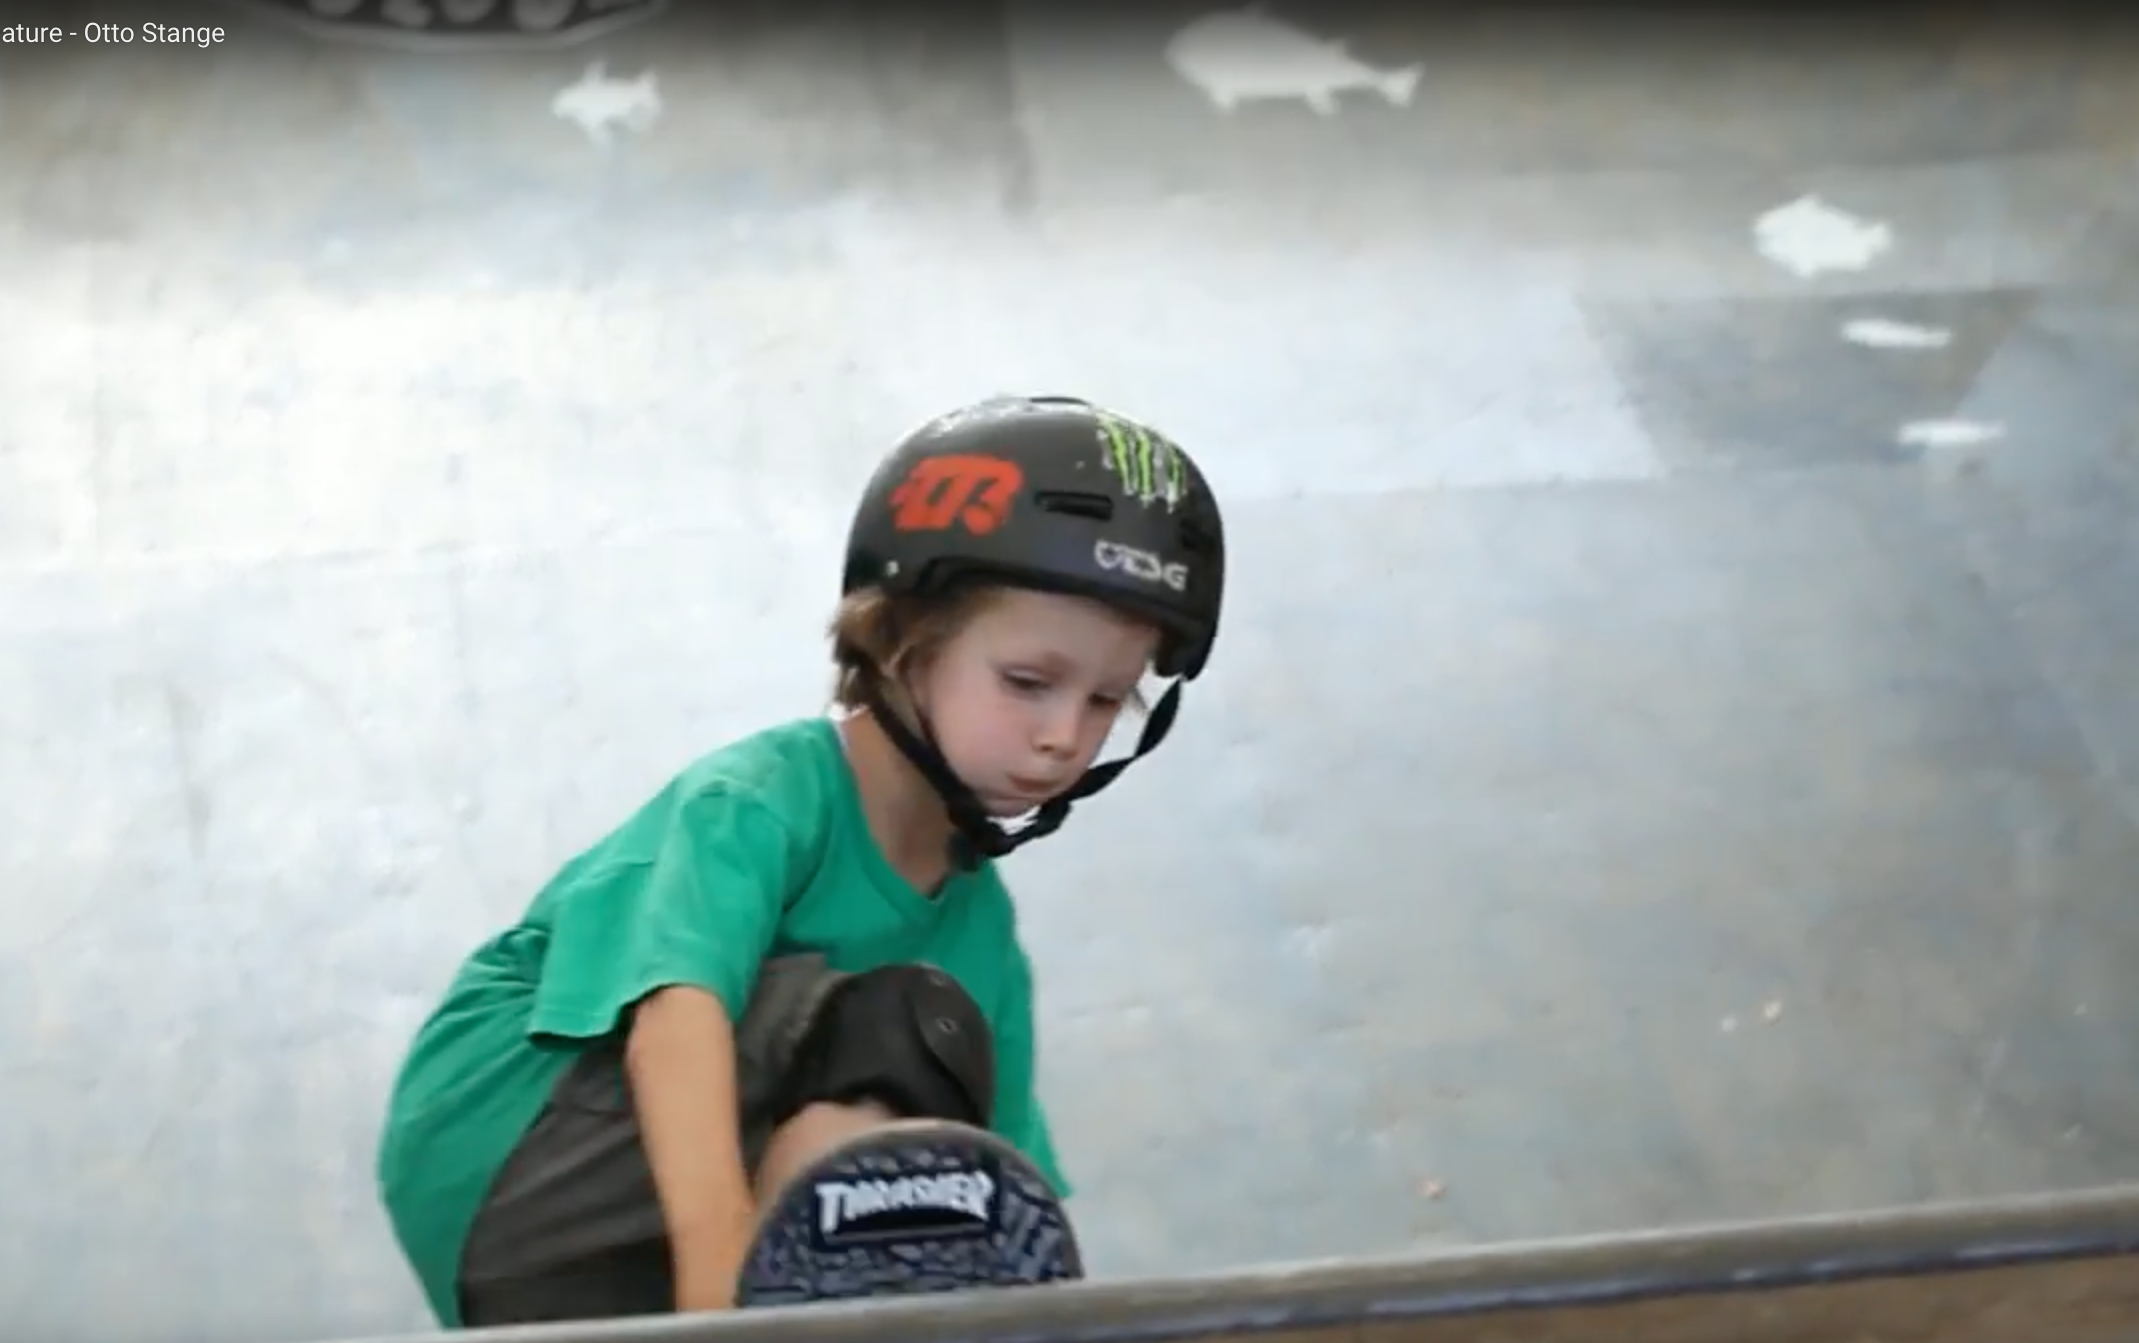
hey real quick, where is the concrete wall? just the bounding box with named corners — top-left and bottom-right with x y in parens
top-left (4, 4), bottom-right (2138, 1340)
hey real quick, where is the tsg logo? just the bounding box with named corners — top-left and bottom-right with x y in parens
top-left (1094, 540), bottom-right (1188, 593)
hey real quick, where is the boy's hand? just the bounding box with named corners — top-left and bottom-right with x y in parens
top-left (671, 1206), bottom-right (760, 1312)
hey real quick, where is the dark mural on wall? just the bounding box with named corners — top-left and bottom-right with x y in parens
top-left (216, 0), bottom-right (666, 49)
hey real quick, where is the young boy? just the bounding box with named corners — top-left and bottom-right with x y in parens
top-left (374, 394), bottom-right (1227, 1327)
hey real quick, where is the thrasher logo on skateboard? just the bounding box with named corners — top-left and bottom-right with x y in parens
top-left (739, 1119), bottom-right (1081, 1307)
top-left (813, 1156), bottom-right (1001, 1248)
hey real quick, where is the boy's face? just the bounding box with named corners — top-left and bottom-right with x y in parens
top-left (915, 588), bottom-right (1162, 817)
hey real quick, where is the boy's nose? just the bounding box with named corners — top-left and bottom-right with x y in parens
top-left (1032, 705), bottom-right (1081, 757)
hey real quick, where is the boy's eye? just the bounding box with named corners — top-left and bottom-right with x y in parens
top-left (1001, 671), bottom-right (1048, 694)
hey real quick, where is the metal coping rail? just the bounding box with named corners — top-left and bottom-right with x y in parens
top-left (329, 1182), bottom-right (2139, 1343)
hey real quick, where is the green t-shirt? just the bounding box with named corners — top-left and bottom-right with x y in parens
top-left (374, 715), bottom-right (1067, 1326)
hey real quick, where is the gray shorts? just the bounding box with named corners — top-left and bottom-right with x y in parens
top-left (455, 954), bottom-right (848, 1327)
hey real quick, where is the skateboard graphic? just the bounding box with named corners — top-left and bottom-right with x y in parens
top-left (736, 1119), bottom-right (1083, 1307)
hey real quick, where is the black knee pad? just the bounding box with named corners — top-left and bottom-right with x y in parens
top-left (786, 964), bottom-right (996, 1130)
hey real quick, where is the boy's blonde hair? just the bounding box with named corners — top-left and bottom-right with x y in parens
top-left (827, 581), bottom-right (1153, 714)
top-left (827, 582), bottom-right (1006, 711)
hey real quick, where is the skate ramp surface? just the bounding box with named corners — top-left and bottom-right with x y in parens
top-left (6, 2), bottom-right (2139, 1342)
top-left (343, 1184), bottom-right (2139, 1343)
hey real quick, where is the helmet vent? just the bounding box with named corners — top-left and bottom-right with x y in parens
top-left (1035, 490), bottom-right (1115, 522)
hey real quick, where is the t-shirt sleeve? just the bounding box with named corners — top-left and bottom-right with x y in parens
top-left (989, 940), bottom-right (1073, 1199)
top-left (527, 784), bottom-right (808, 1043)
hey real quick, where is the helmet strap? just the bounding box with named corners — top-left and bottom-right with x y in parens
top-left (858, 677), bottom-right (1187, 871)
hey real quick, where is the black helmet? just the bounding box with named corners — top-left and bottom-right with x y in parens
top-left (841, 394), bottom-right (1226, 864)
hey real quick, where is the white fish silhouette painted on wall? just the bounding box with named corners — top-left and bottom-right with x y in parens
top-left (1165, 5), bottom-right (1422, 115)
top-left (550, 59), bottom-right (662, 147)
top-left (1752, 194), bottom-right (1893, 278)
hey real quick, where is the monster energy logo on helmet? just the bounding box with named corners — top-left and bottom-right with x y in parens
top-left (1095, 413), bottom-right (1189, 510)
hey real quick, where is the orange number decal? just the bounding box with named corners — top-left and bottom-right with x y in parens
top-left (888, 454), bottom-right (1025, 535)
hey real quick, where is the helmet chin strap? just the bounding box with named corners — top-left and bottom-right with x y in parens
top-left (859, 679), bottom-right (1186, 871)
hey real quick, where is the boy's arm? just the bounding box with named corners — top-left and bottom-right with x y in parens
top-left (531, 783), bottom-right (811, 1308)
top-left (990, 942), bottom-right (1073, 1199)
top-left (629, 984), bottom-right (760, 1310)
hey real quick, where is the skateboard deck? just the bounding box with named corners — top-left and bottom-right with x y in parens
top-left (736, 1118), bottom-right (1082, 1307)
